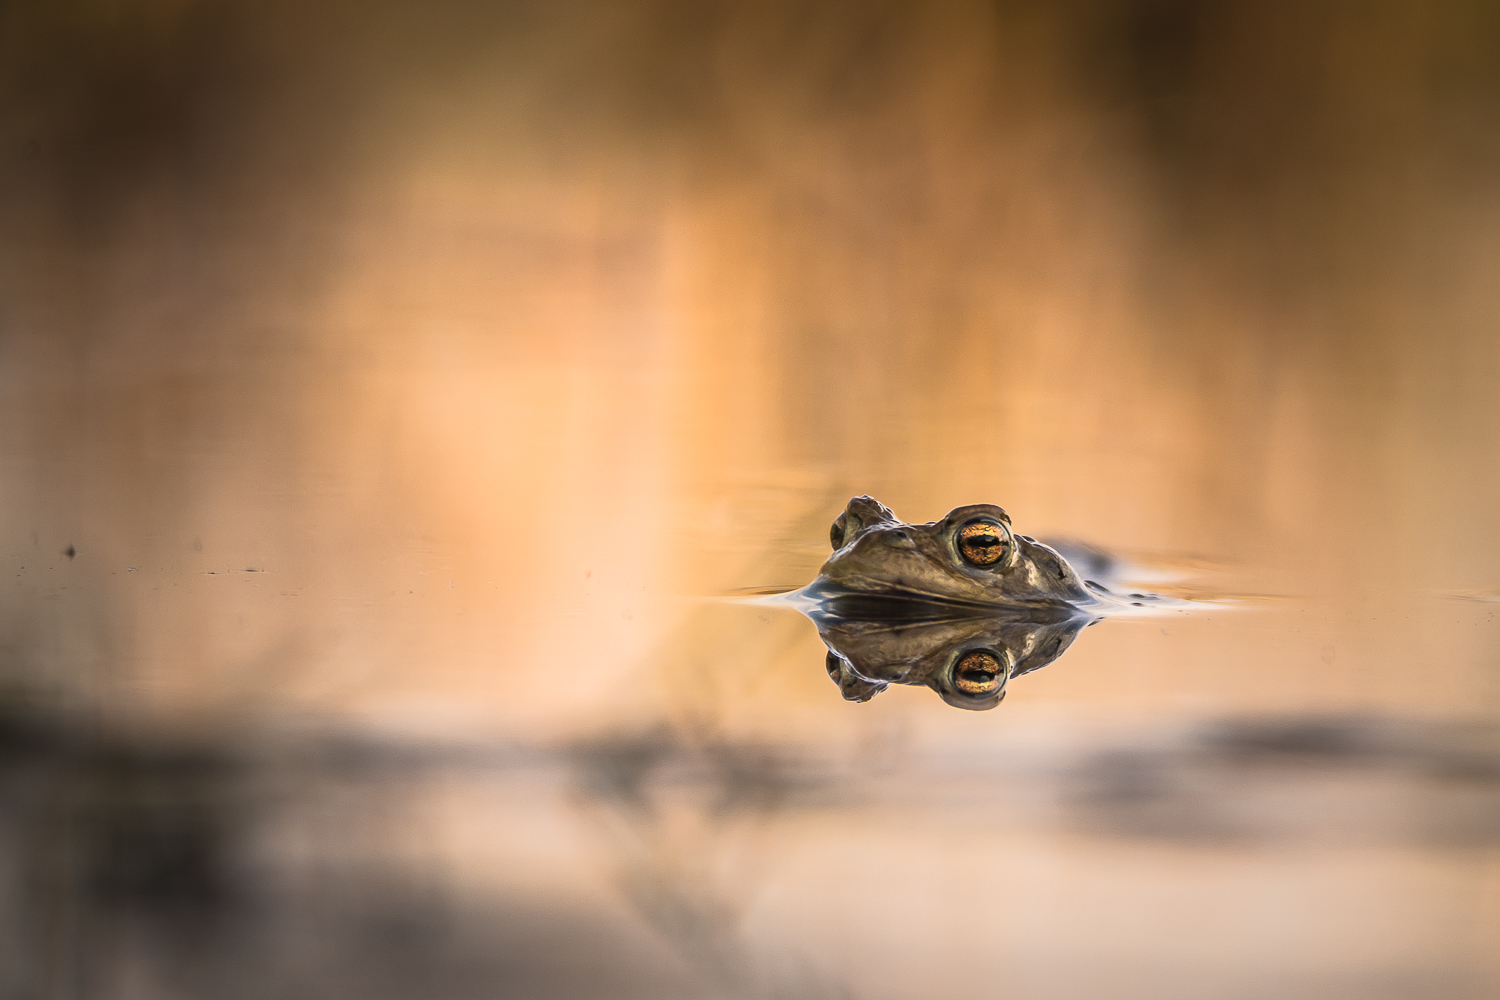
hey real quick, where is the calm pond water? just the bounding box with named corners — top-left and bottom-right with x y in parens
top-left (3, 1), bottom-right (1499, 997)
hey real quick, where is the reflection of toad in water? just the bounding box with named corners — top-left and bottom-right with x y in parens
top-left (787, 496), bottom-right (1166, 710)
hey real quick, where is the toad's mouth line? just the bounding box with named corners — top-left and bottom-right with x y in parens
top-left (800, 580), bottom-right (1091, 621)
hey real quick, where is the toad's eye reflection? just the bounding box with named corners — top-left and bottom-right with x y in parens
top-left (787, 496), bottom-right (1171, 711)
top-left (953, 650), bottom-right (1004, 696)
top-left (957, 520), bottom-right (1008, 567)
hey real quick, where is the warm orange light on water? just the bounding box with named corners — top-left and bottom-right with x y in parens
top-left (2, 2), bottom-right (1499, 995)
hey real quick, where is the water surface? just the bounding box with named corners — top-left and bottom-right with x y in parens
top-left (2, 1), bottom-right (1499, 997)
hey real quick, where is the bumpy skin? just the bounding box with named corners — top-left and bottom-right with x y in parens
top-left (800, 496), bottom-right (1130, 711)
top-left (814, 612), bottom-right (1089, 710)
top-left (811, 495), bottom-right (1107, 612)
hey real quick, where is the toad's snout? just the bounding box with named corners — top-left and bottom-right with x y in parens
top-left (820, 525), bottom-right (938, 583)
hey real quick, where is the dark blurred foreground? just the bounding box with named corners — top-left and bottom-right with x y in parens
top-left (4, 702), bottom-right (1499, 1000)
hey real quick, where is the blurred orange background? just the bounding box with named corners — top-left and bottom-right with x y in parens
top-left (3, 5), bottom-right (1499, 995)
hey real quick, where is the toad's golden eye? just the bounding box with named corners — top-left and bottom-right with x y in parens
top-left (953, 650), bottom-right (1004, 696)
top-left (957, 519), bottom-right (1008, 567)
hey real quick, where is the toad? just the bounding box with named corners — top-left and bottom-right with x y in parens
top-left (794, 496), bottom-right (1162, 710)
